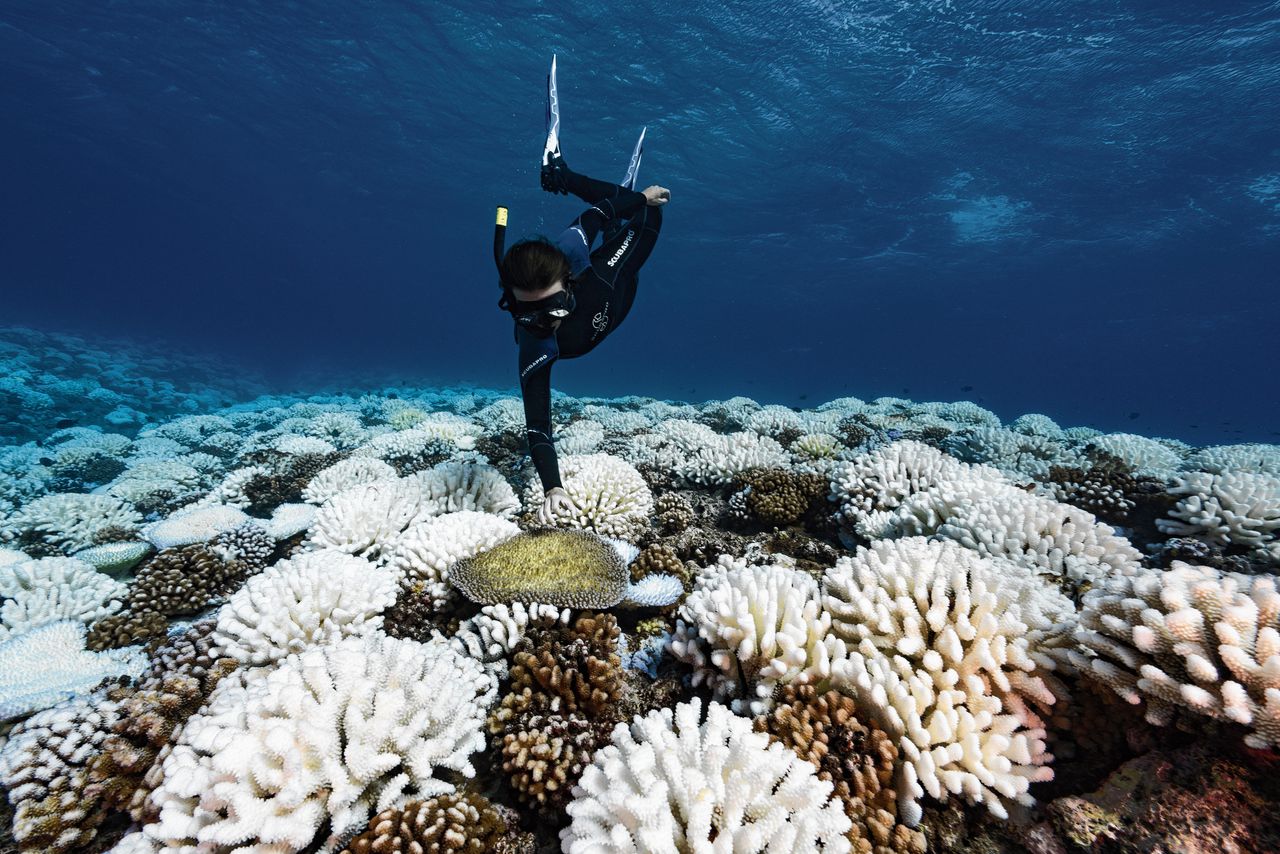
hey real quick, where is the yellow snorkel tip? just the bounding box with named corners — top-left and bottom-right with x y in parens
top-left (495, 206), bottom-right (508, 226)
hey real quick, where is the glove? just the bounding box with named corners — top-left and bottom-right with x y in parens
top-left (541, 153), bottom-right (571, 195)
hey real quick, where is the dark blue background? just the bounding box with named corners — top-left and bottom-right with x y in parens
top-left (2, 1), bottom-right (1278, 443)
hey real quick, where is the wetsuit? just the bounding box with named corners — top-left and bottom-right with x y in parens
top-left (518, 170), bottom-right (663, 489)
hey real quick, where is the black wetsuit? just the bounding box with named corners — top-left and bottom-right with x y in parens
top-left (517, 170), bottom-right (663, 489)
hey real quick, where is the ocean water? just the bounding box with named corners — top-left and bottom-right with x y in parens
top-left (2, 1), bottom-right (1278, 443)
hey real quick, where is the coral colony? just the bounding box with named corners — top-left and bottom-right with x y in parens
top-left (2, 326), bottom-right (1280, 852)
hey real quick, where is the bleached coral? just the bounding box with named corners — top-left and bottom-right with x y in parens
top-left (561, 698), bottom-right (852, 853)
top-left (302, 457), bottom-right (398, 504)
top-left (448, 601), bottom-right (570, 675)
top-left (147, 632), bottom-right (494, 852)
top-left (0, 556), bottom-right (127, 640)
top-left (670, 556), bottom-right (835, 715)
top-left (1071, 562), bottom-right (1280, 749)
top-left (411, 461), bottom-right (521, 519)
top-left (142, 504), bottom-right (253, 549)
top-left (381, 511), bottom-right (520, 608)
top-left (1083, 432), bottom-right (1184, 478)
top-left (189, 465), bottom-right (267, 510)
top-left (0, 692), bottom-right (122, 852)
top-left (679, 431), bottom-right (790, 487)
top-left (274, 434), bottom-right (338, 456)
top-left (1183, 443), bottom-right (1280, 476)
top-left (210, 550), bottom-right (398, 665)
top-left (944, 426), bottom-right (1082, 480)
top-left (1010, 413), bottom-right (1064, 439)
top-left (828, 439), bottom-right (977, 523)
top-left (303, 411), bottom-right (369, 449)
top-left (263, 502), bottom-right (317, 541)
top-left (1, 492), bottom-right (142, 553)
top-left (0, 620), bottom-right (147, 720)
top-left (863, 466), bottom-right (1141, 591)
top-left (791, 432), bottom-right (844, 462)
top-left (526, 453), bottom-right (653, 539)
top-left (1156, 470), bottom-right (1280, 548)
top-left (824, 538), bottom-right (1074, 823)
top-left (306, 477), bottom-right (431, 560)
top-left (744, 405), bottom-right (804, 439)
top-left (558, 419), bottom-right (605, 454)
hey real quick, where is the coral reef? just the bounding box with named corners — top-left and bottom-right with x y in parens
top-left (338, 792), bottom-right (509, 854)
top-left (450, 529), bottom-right (630, 608)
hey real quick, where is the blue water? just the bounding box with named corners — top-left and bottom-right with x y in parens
top-left (2, 1), bottom-right (1278, 444)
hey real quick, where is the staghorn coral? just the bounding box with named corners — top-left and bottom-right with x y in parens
top-left (450, 529), bottom-right (629, 608)
top-left (209, 549), bottom-right (397, 666)
top-left (447, 601), bottom-right (571, 677)
top-left (561, 697), bottom-right (852, 853)
top-left (1071, 561), bottom-right (1280, 748)
top-left (0, 692), bottom-right (121, 852)
top-left (146, 632), bottom-right (495, 853)
top-left (755, 685), bottom-right (925, 854)
top-left (823, 537), bottom-right (1077, 824)
top-left (670, 556), bottom-right (834, 715)
top-left (338, 792), bottom-right (508, 854)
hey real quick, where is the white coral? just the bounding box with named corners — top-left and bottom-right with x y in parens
top-left (380, 511), bottom-right (520, 609)
top-left (410, 461), bottom-right (520, 519)
top-left (669, 557), bottom-right (834, 715)
top-left (448, 601), bottom-right (571, 676)
top-left (561, 698), bottom-right (852, 853)
top-left (210, 550), bottom-right (398, 666)
top-left (1184, 443), bottom-right (1280, 476)
top-left (1, 493), bottom-right (142, 553)
top-left (526, 453), bottom-right (653, 539)
top-left (305, 477), bottom-right (431, 560)
top-left (824, 538), bottom-right (1074, 823)
top-left (0, 621), bottom-right (147, 720)
top-left (1083, 432), bottom-right (1183, 478)
top-left (1156, 470), bottom-right (1280, 548)
top-left (146, 632), bottom-right (494, 853)
top-left (302, 457), bottom-right (398, 504)
top-left (0, 557), bottom-right (127, 641)
top-left (679, 432), bottom-right (789, 487)
top-left (142, 504), bottom-right (253, 549)
top-left (1071, 562), bottom-right (1280, 749)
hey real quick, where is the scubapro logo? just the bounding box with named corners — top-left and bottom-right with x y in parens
top-left (591, 301), bottom-right (610, 338)
top-left (606, 230), bottom-right (635, 267)
top-left (520, 354), bottom-right (549, 379)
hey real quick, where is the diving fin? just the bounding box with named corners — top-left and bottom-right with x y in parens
top-left (543, 54), bottom-right (561, 166)
top-left (621, 126), bottom-right (646, 190)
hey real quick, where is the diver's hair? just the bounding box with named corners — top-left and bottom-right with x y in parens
top-left (500, 237), bottom-right (572, 293)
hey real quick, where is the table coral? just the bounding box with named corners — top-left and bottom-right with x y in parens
top-left (450, 529), bottom-right (630, 608)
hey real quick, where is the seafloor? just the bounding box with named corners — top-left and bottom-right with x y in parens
top-left (2, 324), bottom-right (1279, 854)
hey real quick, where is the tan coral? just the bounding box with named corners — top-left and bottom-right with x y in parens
top-left (449, 529), bottom-right (628, 608)
top-left (86, 609), bottom-right (169, 651)
top-left (734, 468), bottom-right (827, 528)
top-left (755, 685), bottom-right (925, 854)
top-left (629, 543), bottom-right (689, 587)
top-left (339, 792), bottom-right (507, 854)
top-left (500, 712), bottom-right (614, 810)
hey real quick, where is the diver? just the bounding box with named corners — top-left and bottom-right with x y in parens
top-left (495, 56), bottom-right (669, 525)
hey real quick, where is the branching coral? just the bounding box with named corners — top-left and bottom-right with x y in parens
top-left (146, 633), bottom-right (495, 853)
top-left (141, 504), bottom-right (251, 550)
top-left (125, 536), bottom-right (268, 617)
top-left (338, 792), bottom-right (509, 854)
top-left (1, 492), bottom-right (142, 554)
top-left (670, 556), bottom-right (834, 715)
top-left (210, 549), bottom-right (397, 665)
top-left (0, 620), bottom-right (147, 720)
top-left (0, 693), bottom-right (121, 852)
top-left (1071, 562), bottom-right (1280, 748)
top-left (526, 453), bottom-right (653, 539)
top-left (0, 556), bottom-right (127, 640)
top-left (823, 538), bottom-right (1076, 823)
top-left (302, 457), bottom-right (398, 505)
top-left (305, 476), bottom-right (432, 559)
top-left (380, 510), bottom-right (521, 609)
top-left (731, 468), bottom-right (827, 528)
top-left (561, 697), bottom-right (852, 853)
top-left (754, 685), bottom-right (925, 854)
top-left (412, 461), bottom-right (521, 519)
top-left (1156, 471), bottom-right (1280, 548)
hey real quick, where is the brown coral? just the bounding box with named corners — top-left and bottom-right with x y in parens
top-left (240, 451), bottom-right (344, 514)
top-left (125, 530), bottom-right (269, 616)
top-left (85, 609), bottom-right (169, 651)
top-left (732, 468), bottom-right (827, 528)
top-left (654, 492), bottom-right (695, 534)
top-left (338, 792), bottom-right (508, 854)
top-left (500, 712), bottom-right (614, 810)
top-left (755, 685), bottom-right (925, 854)
top-left (629, 543), bottom-right (690, 587)
top-left (383, 579), bottom-right (456, 643)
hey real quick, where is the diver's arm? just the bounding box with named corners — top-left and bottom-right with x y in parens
top-left (517, 332), bottom-right (563, 491)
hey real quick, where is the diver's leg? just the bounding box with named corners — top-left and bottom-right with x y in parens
top-left (591, 204), bottom-right (662, 291)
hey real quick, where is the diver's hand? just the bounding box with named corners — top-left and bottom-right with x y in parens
top-left (537, 487), bottom-right (578, 525)
top-left (642, 185), bottom-right (670, 206)
top-left (541, 153), bottom-right (571, 194)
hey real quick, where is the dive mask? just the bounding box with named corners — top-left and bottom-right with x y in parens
top-left (511, 290), bottom-right (576, 331)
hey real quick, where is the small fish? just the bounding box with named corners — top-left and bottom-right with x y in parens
top-left (1190, 424), bottom-right (1200, 429)
top-left (961, 385), bottom-right (974, 392)
top-left (1127, 412), bottom-right (1141, 420)
top-left (55, 418), bottom-right (77, 428)
top-left (798, 393), bottom-right (809, 400)
top-left (901, 388), bottom-right (911, 394)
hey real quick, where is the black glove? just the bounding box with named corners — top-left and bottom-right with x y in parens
top-left (541, 153), bottom-right (571, 195)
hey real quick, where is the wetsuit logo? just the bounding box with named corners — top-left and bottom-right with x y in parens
top-left (606, 230), bottom-right (635, 267)
top-left (521, 354), bottom-right (549, 379)
top-left (591, 301), bottom-right (610, 337)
